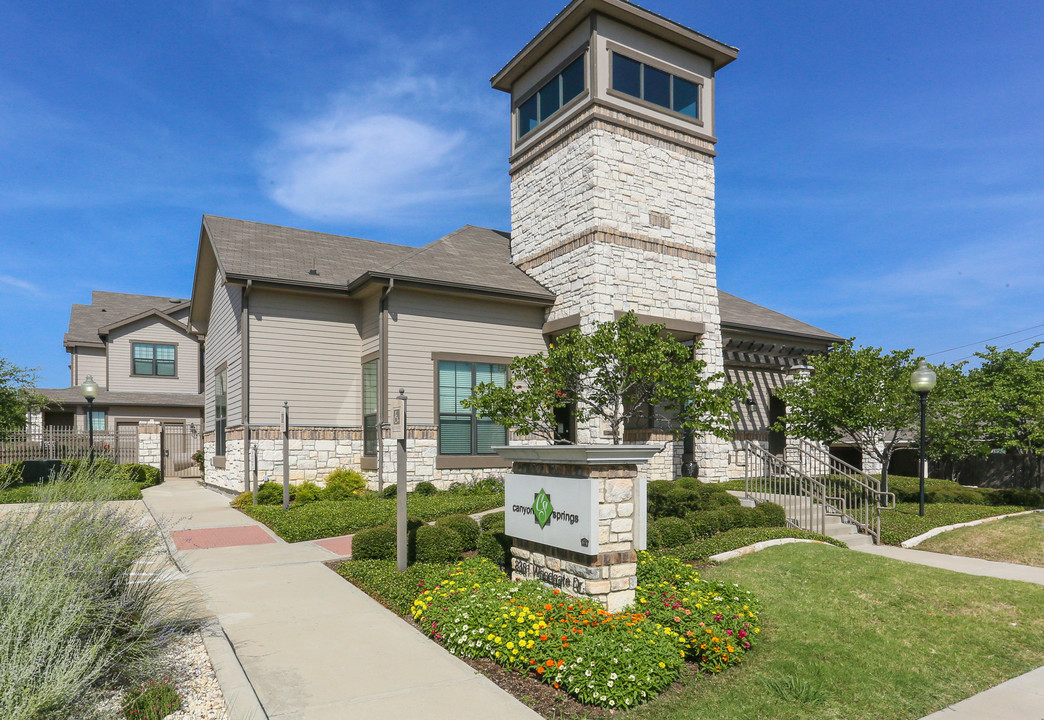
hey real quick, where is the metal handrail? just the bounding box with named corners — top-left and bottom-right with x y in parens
top-left (787, 440), bottom-right (891, 544)
top-left (742, 441), bottom-right (829, 537)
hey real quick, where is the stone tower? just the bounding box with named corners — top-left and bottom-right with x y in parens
top-left (492, 0), bottom-right (738, 481)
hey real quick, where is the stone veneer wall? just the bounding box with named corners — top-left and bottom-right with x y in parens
top-left (200, 426), bottom-right (513, 493)
top-left (137, 420), bottom-right (162, 470)
top-left (508, 461), bottom-right (639, 612)
top-left (509, 106), bottom-right (730, 482)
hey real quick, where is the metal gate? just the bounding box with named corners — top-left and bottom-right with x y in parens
top-left (161, 424), bottom-right (202, 478)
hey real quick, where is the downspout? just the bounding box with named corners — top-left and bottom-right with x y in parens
top-left (241, 280), bottom-right (252, 492)
top-left (377, 279), bottom-right (394, 492)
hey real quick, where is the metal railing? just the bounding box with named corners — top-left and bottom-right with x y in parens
top-left (741, 441), bottom-right (831, 536)
top-left (785, 439), bottom-right (894, 544)
top-left (0, 429), bottom-right (138, 465)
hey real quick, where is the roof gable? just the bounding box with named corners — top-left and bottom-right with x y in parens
top-left (64, 292), bottom-right (191, 347)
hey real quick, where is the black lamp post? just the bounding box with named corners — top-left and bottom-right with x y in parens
top-left (81, 375), bottom-right (99, 464)
top-left (909, 360), bottom-right (937, 517)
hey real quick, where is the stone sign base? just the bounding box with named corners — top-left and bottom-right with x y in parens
top-left (496, 446), bottom-right (660, 613)
top-left (511, 541), bottom-right (638, 612)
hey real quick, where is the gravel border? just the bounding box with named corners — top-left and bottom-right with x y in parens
top-left (95, 631), bottom-right (229, 719)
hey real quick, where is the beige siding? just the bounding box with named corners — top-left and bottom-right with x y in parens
top-left (248, 290), bottom-right (361, 427)
top-left (726, 366), bottom-right (786, 434)
top-left (204, 272), bottom-right (242, 432)
top-left (360, 294), bottom-right (379, 358)
top-left (107, 317), bottom-right (199, 394)
top-left (74, 347), bottom-right (107, 388)
top-left (386, 289), bottom-right (548, 425)
top-left (75, 405), bottom-right (201, 432)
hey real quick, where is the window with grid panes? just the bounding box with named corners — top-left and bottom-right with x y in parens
top-left (132, 343), bottom-right (176, 376)
top-left (214, 369), bottom-right (227, 456)
top-left (437, 361), bottom-right (508, 455)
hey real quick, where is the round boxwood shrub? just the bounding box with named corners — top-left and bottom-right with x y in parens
top-left (414, 525), bottom-right (463, 563)
top-left (648, 516), bottom-right (694, 549)
top-left (477, 530), bottom-right (510, 566)
top-left (230, 491), bottom-right (253, 509)
top-left (479, 510), bottom-right (505, 532)
top-left (413, 481), bottom-right (438, 496)
top-left (686, 510), bottom-right (721, 539)
top-left (434, 513), bottom-right (480, 551)
top-left (293, 481), bottom-right (323, 504)
top-left (256, 481), bottom-right (286, 505)
top-left (352, 526), bottom-right (397, 560)
top-left (115, 463), bottom-right (162, 487)
top-left (380, 484), bottom-right (397, 499)
top-left (753, 502), bottom-right (786, 527)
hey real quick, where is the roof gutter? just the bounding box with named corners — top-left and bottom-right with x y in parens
top-left (346, 272), bottom-right (556, 305)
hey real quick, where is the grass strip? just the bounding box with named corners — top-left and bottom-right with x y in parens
top-left (880, 503), bottom-right (1025, 545)
top-left (240, 492), bottom-right (504, 543)
top-left (629, 543), bottom-right (1044, 720)
top-left (916, 512), bottom-right (1044, 567)
top-left (665, 527), bottom-right (845, 562)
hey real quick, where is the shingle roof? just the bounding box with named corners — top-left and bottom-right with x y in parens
top-left (37, 388), bottom-right (204, 408)
top-left (203, 216), bottom-right (555, 301)
top-left (718, 290), bottom-right (842, 343)
top-left (64, 291), bottom-right (189, 347)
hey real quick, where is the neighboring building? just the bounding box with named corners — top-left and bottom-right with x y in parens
top-left (37, 291), bottom-right (204, 438)
top-left (187, 0), bottom-right (841, 492)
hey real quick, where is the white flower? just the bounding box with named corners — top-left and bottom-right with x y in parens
top-left (607, 681), bottom-right (614, 687)
top-left (585, 670), bottom-right (592, 677)
top-left (610, 673), bottom-right (617, 680)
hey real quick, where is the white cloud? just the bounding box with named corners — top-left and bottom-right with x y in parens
top-left (261, 83), bottom-right (502, 223)
top-left (0, 274), bottom-right (42, 296)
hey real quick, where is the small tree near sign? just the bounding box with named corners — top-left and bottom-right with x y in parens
top-left (464, 312), bottom-right (745, 444)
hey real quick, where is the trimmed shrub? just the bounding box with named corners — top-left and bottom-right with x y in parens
top-left (414, 481), bottom-right (438, 496)
top-left (648, 516), bottom-right (694, 549)
top-left (293, 481), bottom-right (323, 504)
top-left (115, 463), bottom-right (162, 488)
top-left (434, 513), bottom-right (480, 551)
top-left (255, 481), bottom-right (286, 505)
top-left (352, 526), bottom-right (397, 560)
top-left (666, 527), bottom-right (846, 561)
top-left (752, 502), bottom-right (787, 527)
top-left (648, 480), bottom-right (739, 520)
top-left (230, 491), bottom-right (253, 509)
top-left (414, 524), bottom-right (463, 563)
top-left (686, 510), bottom-right (721, 539)
top-left (379, 484), bottom-right (397, 499)
top-left (988, 488), bottom-right (1044, 508)
top-left (322, 468), bottom-right (367, 500)
top-left (479, 510), bottom-right (505, 532)
top-left (476, 530), bottom-right (510, 566)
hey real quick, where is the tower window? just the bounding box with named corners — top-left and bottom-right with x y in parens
top-left (517, 54), bottom-right (586, 140)
top-left (611, 52), bottom-right (701, 120)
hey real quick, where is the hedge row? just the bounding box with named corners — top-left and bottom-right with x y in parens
top-left (665, 527), bottom-right (846, 562)
top-left (880, 502), bottom-right (1028, 545)
top-left (0, 460), bottom-right (161, 504)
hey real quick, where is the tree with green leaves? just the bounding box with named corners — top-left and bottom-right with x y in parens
top-left (966, 342), bottom-right (1044, 455)
top-left (0, 353), bottom-right (49, 434)
top-left (463, 312), bottom-right (745, 445)
top-left (772, 340), bottom-right (922, 494)
top-left (923, 361), bottom-right (987, 481)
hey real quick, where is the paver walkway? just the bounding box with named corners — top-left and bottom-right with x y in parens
top-left (142, 479), bottom-right (540, 720)
top-left (852, 543), bottom-right (1044, 719)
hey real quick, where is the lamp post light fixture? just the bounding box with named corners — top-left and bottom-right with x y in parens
top-left (909, 360), bottom-right (937, 517)
top-left (81, 375), bottom-right (100, 464)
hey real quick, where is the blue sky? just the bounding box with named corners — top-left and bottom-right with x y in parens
top-left (2, 0), bottom-right (1043, 387)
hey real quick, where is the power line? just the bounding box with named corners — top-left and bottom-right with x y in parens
top-left (952, 330), bottom-right (1044, 363)
top-left (926, 322), bottom-right (1044, 357)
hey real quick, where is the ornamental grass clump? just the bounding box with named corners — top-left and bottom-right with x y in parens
top-left (411, 554), bottom-right (763, 709)
top-left (0, 462), bottom-right (193, 719)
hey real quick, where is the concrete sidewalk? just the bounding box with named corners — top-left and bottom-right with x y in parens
top-left (854, 544), bottom-right (1044, 586)
top-left (853, 543), bottom-right (1044, 719)
top-left (143, 479), bottom-right (540, 720)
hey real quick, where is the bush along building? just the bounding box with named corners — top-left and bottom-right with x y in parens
top-left (188, 0), bottom-right (841, 493)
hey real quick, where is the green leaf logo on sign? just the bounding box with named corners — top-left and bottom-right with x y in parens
top-left (532, 488), bottom-right (554, 529)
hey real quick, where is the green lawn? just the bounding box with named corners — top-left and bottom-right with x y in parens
top-left (917, 512), bottom-right (1044, 567)
top-left (880, 503), bottom-right (1026, 545)
top-left (631, 543), bottom-right (1044, 720)
top-left (239, 491), bottom-right (504, 542)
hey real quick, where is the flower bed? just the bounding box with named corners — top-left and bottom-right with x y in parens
top-left (410, 553), bottom-right (761, 709)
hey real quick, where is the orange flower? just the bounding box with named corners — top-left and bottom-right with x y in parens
top-left (536, 666), bottom-right (545, 675)
top-left (546, 659), bottom-right (555, 667)
top-left (540, 635), bottom-right (547, 641)
top-left (545, 604), bottom-right (553, 611)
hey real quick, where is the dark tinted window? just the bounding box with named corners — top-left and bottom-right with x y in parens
top-left (560, 55), bottom-right (585, 104)
top-left (644, 65), bottom-right (670, 108)
top-left (538, 81), bottom-right (561, 122)
top-left (612, 53), bottom-right (641, 98)
top-left (672, 76), bottom-right (699, 118)
top-left (518, 95), bottom-right (539, 137)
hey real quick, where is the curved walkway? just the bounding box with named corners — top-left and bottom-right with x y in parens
top-left (143, 479), bottom-right (539, 720)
